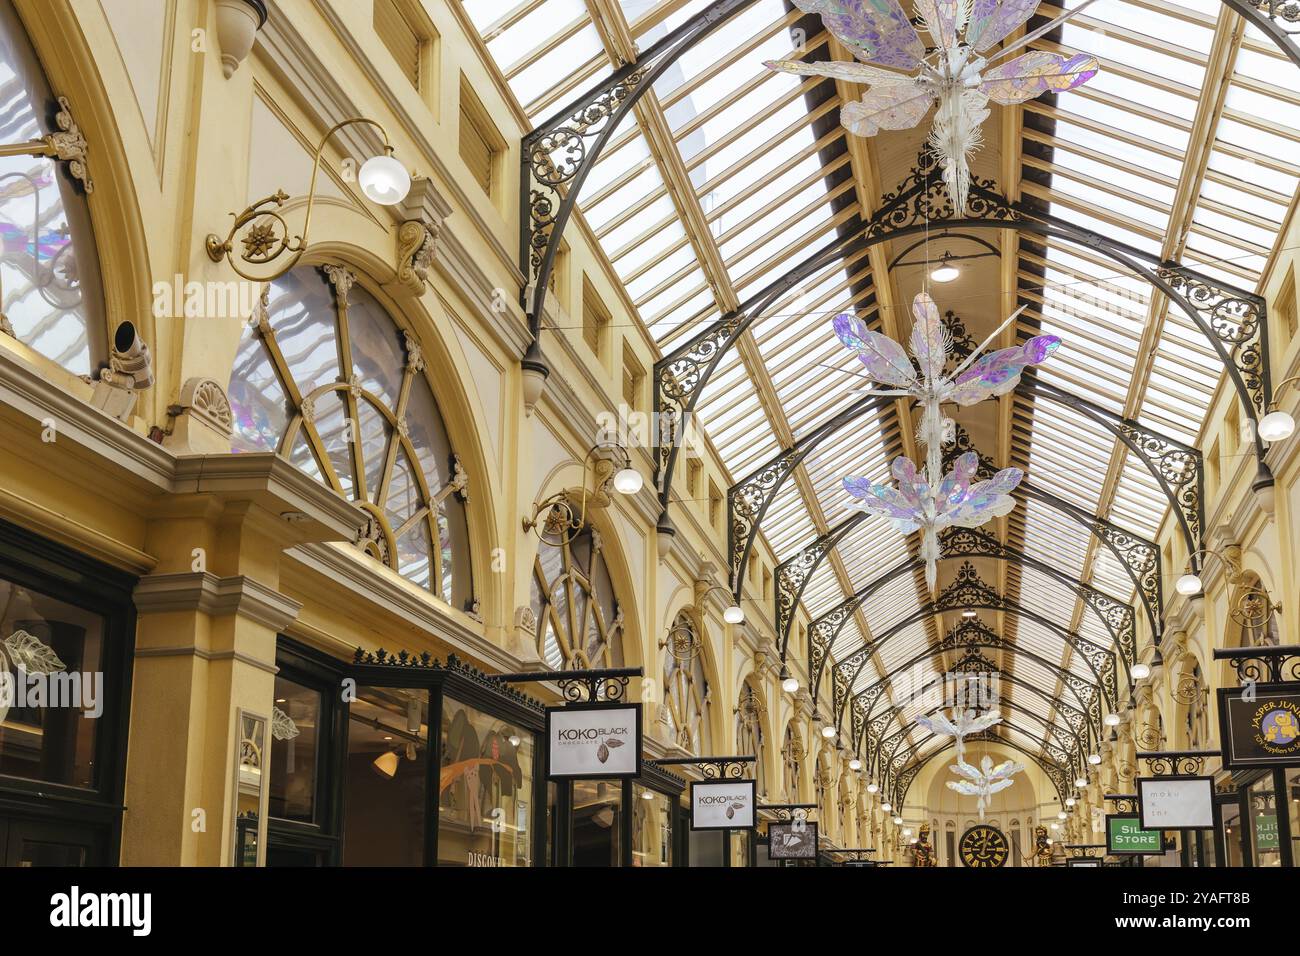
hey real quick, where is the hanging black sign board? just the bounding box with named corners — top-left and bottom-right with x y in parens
top-left (690, 779), bottom-right (757, 830)
top-left (1216, 683), bottom-right (1300, 769)
top-left (544, 701), bottom-right (642, 780)
top-left (768, 820), bottom-right (818, 859)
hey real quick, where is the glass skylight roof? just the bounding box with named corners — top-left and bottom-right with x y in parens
top-left (463, 0), bottom-right (1300, 771)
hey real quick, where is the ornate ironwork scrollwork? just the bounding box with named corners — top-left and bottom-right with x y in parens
top-left (1157, 266), bottom-right (1268, 421)
top-left (1213, 645), bottom-right (1300, 684)
top-left (1138, 750), bottom-right (1217, 776)
top-left (556, 674), bottom-right (630, 703)
top-left (774, 515), bottom-right (864, 659)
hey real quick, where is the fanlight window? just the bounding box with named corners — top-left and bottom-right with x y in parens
top-left (782, 725), bottom-right (802, 801)
top-left (529, 517), bottom-right (624, 670)
top-left (0, 1), bottom-right (105, 374)
top-left (227, 265), bottom-right (470, 607)
top-left (660, 612), bottom-right (711, 755)
top-left (735, 682), bottom-right (765, 796)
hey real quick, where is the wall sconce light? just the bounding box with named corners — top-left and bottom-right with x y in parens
top-left (207, 117), bottom-right (411, 281)
top-left (1257, 374), bottom-right (1300, 443)
top-left (522, 443), bottom-right (640, 544)
top-left (779, 664), bottom-right (799, 694)
top-left (866, 780), bottom-right (879, 794)
top-left (849, 757), bottom-right (862, 772)
top-left (1175, 547), bottom-right (1281, 632)
top-left (1074, 775), bottom-right (1087, 788)
top-left (1174, 546), bottom-right (1242, 597)
top-left (1087, 753), bottom-right (1102, 766)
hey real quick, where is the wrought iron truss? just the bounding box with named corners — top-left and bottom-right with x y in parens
top-left (654, 147), bottom-right (1265, 539)
top-left (811, 528), bottom-right (1134, 706)
top-left (889, 734), bottom-right (1072, 809)
top-left (850, 621), bottom-right (1105, 778)
top-left (851, 613), bottom-right (1100, 760)
top-left (829, 563), bottom-right (1119, 729)
top-left (772, 417), bottom-right (1164, 664)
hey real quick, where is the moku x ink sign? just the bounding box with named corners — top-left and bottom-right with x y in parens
top-left (545, 703), bottom-right (642, 779)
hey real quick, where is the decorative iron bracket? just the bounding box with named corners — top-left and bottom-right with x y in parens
top-left (1212, 645), bottom-right (1300, 684)
top-left (1137, 749), bottom-right (1221, 776)
top-left (492, 666), bottom-right (642, 703)
top-left (651, 755), bottom-right (755, 779)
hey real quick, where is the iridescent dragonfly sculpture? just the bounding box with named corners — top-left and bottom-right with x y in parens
top-left (948, 753), bottom-right (1026, 820)
top-left (836, 292), bottom-right (1059, 591)
top-left (915, 707), bottom-right (1003, 760)
top-left (765, 0), bottom-right (1100, 213)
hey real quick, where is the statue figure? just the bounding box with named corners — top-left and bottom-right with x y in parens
top-left (1033, 824), bottom-right (1052, 867)
top-left (912, 822), bottom-right (936, 867)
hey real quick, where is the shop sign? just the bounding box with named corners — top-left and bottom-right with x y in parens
top-left (690, 779), bottom-right (756, 830)
top-left (1137, 776), bottom-right (1215, 831)
top-left (1217, 684), bottom-right (1300, 769)
top-left (1106, 814), bottom-right (1161, 855)
top-left (768, 820), bottom-right (818, 859)
top-left (544, 702), bottom-right (642, 779)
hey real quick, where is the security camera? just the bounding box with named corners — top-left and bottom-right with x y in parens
top-left (90, 321), bottom-right (154, 421)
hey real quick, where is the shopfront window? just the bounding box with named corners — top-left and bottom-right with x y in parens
top-left (632, 785), bottom-right (673, 867)
top-left (437, 695), bottom-right (533, 867)
top-left (269, 676), bottom-right (321, 824)
top-left (1287, 768), bottom-right (1300, 866)
top-left (0, 577), bottom-right (103, 788)
top-left (1220, 796), bottom-right (1244, 866)
top-left (571, 779), bottom-right (621, 866)
top-left (342, 687), bottom-right (428, 866)
top-left (1248, 776), bottom-right (1281, 867)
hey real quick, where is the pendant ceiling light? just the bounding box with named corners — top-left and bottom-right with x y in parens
top-left (765, 0), bottom-right (1100, 213)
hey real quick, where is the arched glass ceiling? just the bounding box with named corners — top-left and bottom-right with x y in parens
top-left (459, 0), bottom-right (1300, 765)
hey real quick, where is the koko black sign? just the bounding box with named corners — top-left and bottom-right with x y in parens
top-left (1217, 684), bottom-right (1300, 769)
top-left (690, 779), bottom-right (756, 830)
top-left (544, 702), bottom-right (642, 779)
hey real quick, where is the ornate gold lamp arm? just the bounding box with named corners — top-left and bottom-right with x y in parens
top-left (522, 443), bottom-right (639, 543)
top-left (206, 117), bottom-right (399, 282)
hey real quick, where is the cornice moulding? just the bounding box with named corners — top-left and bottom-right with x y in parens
top-left (133, 570), bottom-right (302, 632)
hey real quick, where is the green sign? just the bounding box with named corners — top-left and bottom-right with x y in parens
top-left (1254, 813), bottom-right (1279, 850)
top-left (1107, 814), bottom-right (1161, 854)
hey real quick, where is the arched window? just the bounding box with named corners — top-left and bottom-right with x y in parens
top-left (1229, 574), bottom-right (1280, 647)
top-left (0, 1), bottom-right (105, 374)
top-left (529, 517), bottom-right (624, 670)
top-left (1179, 660), bottom-right (1210, 749)
top-left (227, 265), bottom-right (471, 607)
top-left (660, 611), bottom-right (711, 754)
top-left (735, 681), bottom-right (765, 796)
top-left (782, 724), bottom-right (802, 800)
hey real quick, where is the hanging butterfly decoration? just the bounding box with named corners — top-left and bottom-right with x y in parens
top-left (836, 292), bottom-right (1059, 591)
top-left (915, 707), bottom-right (1003, 760)
top-left (764, 0), bottom-right (1101, 214)
top-left (947, 753), bottom-right (1025, 820)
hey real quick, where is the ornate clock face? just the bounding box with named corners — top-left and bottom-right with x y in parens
top-left (959, 824), bottom-right (1009, 868)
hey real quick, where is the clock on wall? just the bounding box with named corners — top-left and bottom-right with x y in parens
top-left (959, 824), bottom-right (1009, 868)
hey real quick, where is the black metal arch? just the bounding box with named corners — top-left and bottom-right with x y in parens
top-left (830, 568), bottom-right (1119, 730)
top-left (889, 733), bottom-right (1071, 809)
top-left (771, 414), bottom-right (1164, 662)
top-left (869, 696), bottom-right (1085, 791)
top-left (847, 626), bottom-right (1107, 762)
top-left (853, 656), bottom-right (1094, 770)
top-left (653, 151), bottom-right (1266, 536)
top-left (810, 527), bottom-right (1135, 704)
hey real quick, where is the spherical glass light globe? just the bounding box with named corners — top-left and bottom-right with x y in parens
top-left (1175, 573), bottom-right (1203, 596)
top-left (1258, 409), bottom-right (1296, 443)
top-left (880, 801), bottom-right (891, 812)
top-left (1131, 662), bottom-right (1151, 681)
top-left (1105, 712), bottom-right (1122, 727)
top-left (722, 604), bottom-right (744, 624)
top-left (849, 758), bottom-right (862, 772)
top-left (782, 675), bottom-right (799, 694)
top-left (641, 789), bottom-right (655, 800)
top-left (1087, 753), bottom-right (1102, 765)
top-left (821, 724), bottom-right (837, 739)
top-left (1075, 777), bottom-right (1088, 789)
top-left (893, 816), bottom-right (903, 825)
top-left (1066, 798), bottom-right (1076, 808)
top-left (358, 154), bottom-right (411, 205)
top-left (1058, 811), bottom-right (1067, 820)
top-left (612, 466), bottom-right (643, 495)
top-left (867, 782), bottom-right (879, 794)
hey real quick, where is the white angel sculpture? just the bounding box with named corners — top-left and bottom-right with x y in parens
top-left (765, 0), bottom-right (1100, 213)
top-left (947, 753), bottom-right (1025, 820)
top-left (836, 291), bottom-right (1059, 590)
top-left (915, 707), bottom-right (1003, 760)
